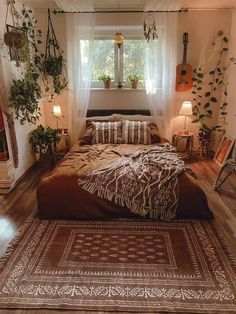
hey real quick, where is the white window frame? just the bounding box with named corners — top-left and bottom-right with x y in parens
top-left (91, 25), bottom-right (144, 89)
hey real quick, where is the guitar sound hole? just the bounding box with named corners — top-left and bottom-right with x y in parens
top-left (181, 70), bottom-right (187, 76)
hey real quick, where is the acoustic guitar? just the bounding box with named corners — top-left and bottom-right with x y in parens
top-left (176, 32), bottom-right (192, 92)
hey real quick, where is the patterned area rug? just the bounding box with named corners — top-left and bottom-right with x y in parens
top-left (0, 216), bottom-right (235, 313)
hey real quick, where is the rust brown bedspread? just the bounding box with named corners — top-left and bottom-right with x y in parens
top-left (37, 143), bottom-right (213, 220)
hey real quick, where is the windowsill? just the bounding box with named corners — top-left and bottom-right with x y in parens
top-left (90, 88), bottom-right (146, 91)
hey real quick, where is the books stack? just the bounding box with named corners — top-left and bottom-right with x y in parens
top-left (0, 159), bottom-right (15, 194)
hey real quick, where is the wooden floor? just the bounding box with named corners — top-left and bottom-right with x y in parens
top-left (0, 159), bottom-right (235, 314)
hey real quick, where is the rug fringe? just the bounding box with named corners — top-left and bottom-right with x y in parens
top-left (210, 220), bottom-right (236, 267)
top-left (0, 212), bottom-right (36, 272)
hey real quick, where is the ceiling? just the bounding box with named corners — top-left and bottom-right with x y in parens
top-left (23, 0), bottom-right (236, 10)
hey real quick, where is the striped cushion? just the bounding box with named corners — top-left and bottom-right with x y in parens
top-left (92, 121), bottom-right (122, 144)
top-left (122, 120), bottom-right (151, 144)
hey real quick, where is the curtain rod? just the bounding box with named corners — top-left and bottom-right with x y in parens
top-left (53, 9), bottom-right (188, 14)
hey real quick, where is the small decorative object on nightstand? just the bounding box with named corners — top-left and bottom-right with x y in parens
top-left (172, 131), bottom-right (194, 159)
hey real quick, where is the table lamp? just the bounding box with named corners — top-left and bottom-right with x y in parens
top-left (179, 101), bottom-right (193, 134)
top-left (52, 105), bottom-right (62, 129)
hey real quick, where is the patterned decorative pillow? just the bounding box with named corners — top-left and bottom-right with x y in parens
top-left (122, 120), bottom-right (151, 144)
top-left (92, 121), bottom-right (122, 144)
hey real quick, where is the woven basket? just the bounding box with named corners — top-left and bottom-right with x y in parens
top-left (4, 31), bottom-right (26, 49)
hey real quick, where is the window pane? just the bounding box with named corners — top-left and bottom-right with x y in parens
top-left (123, 39), bottom-right (145, 87)
top-left (92, 39), bottom-right (114, 80)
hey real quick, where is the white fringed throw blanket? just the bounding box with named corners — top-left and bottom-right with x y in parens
top-left (78, 144), bottom-right (186, 220)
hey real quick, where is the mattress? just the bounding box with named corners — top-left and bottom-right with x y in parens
top-left (37, 142), bottom-right (213, 220)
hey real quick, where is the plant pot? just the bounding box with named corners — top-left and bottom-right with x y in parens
top-left (44, 56), bottom-right (63, 76)
top-left (0, 151), bottom-right (8, 161)
top-left (4, 31), bottom-right (27, 49)
top-left (131, 80), bottom-right (138, 89)
top-left (103, 80), bottom-right (111, 89)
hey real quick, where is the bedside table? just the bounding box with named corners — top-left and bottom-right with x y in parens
top-left (53, 131), bottom-right (70, 162)
top-left (172, 131), bottom-right (193, 159)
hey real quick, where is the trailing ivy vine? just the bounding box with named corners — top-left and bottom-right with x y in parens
top-left (9, 6), bottom-right (43, 125)
top-left (192, 30), bottom-right (236, 156)
top-left (2, 6), bottom-right (68, 125)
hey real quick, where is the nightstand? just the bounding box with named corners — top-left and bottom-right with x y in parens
top-left (172, 131), bottom-right (193, 159)
top-left (53, 130), bottom-right (69, 162)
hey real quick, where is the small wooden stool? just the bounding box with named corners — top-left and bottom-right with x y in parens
top-left (172, 131), bottom-right (193, 159)
top-left (214, 159), bottom-right (236, 191)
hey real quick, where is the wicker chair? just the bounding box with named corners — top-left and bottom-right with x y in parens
top-left (214, 159), bottom-right (236, 191)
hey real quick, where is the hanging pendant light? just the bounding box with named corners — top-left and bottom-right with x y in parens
top-left (114, 32), bottom-right (124, 48)
top-left (114, 0), bottom-right (124, 48)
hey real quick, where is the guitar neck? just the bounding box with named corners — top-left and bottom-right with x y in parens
top-left (182, 44), bottom-right (187, 67)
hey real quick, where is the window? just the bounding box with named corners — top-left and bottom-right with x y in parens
top-left (92, 39), bottom-right (114, 81)
top-left (123, 38), bottom-right (145, 86)
top-left (90, 36), bottom-right (145, 88)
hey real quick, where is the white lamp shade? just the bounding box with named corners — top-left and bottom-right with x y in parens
top-left (179, 101), bottom-right (193, 116)
top-left (53, 105), bottom-right (62, 118)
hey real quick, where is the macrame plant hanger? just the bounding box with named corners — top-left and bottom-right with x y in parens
top-left (45, 9), bottom-right (60, 64)
top-left (4, 0), bottom-right (26, 66)
top-left (44, 9), bottom-right (67, 95)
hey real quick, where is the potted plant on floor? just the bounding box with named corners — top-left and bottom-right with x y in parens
top-left (98, 74), bottom-right (112, 89)
top-left (127, 74), bottom-right (141, 89)
top-left (29, 125), bottom-right (61, 159)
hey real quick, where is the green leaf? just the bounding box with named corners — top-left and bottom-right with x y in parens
top-left (207, 110), bottom-right (213, 115)
top-left (223, 36), bottom-right (228, 43)
top-left (209, 70), bottom-right (215, 75)
top-left (204, 103), bottom-right (210, 108)
top-left (223, 48), bottom-right (229, 51)
top-left (198, 73), bottom-right (204, 78)
top-left (205, 92), bottom-right (211, 97)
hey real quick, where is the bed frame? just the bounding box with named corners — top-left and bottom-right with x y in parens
top-left (86, 109), bottom-right (151, 117)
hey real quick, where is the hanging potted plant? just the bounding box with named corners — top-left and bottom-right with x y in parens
top-left (3, 1), bottom-right (28, 66)
top-left (98, 74), bottom-right (112, 89)
top-left (192, 30), bottom-right (236, 158)
top-left (7, 6), bottom-right (44, 125)
top-left (43, 9), bottom-right (68, 95)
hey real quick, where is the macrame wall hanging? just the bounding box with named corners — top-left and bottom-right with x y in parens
top-left (144, 13), bottom-right (159, 43)
top-left (43, 9), bottom-right (67, 95)
top-left (4, 0), bottom-right (27, 66)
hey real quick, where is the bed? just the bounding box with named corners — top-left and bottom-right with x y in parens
top-left (37, 110), bottom-right (213, 220)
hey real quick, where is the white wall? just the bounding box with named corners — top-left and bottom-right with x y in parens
top-left (226, 9), bottom-right (236, 139)
top-left (0, 0), bottom-right (45, 181)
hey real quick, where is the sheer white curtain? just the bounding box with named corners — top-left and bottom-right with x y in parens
top-left (65, 13), bottom-right (94, 144)
top-left (144, 13), bottom-right (178, 140)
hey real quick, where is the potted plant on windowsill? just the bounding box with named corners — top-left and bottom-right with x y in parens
top-left (127, 74), bottom-right (141, 89)
top-left (98, 74), bottom-right (112, 89)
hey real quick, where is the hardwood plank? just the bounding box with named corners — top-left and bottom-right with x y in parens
top-left (0, 158), bottom-right (235, 314)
